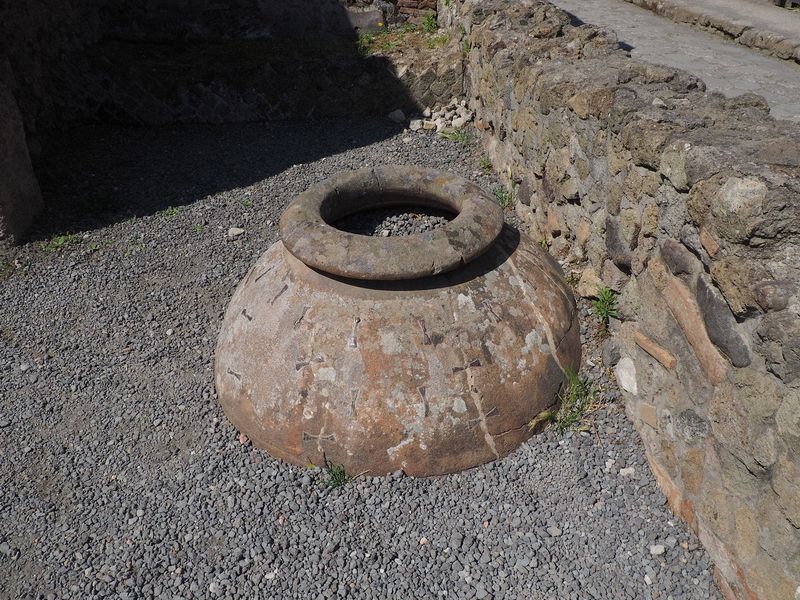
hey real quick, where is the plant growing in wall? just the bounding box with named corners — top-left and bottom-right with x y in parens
top-left (423, 13), bottom-right (438, 33)
top-left (591, 286), bottom-right (618, 332)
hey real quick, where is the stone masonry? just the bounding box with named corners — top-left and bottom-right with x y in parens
top-left (439, 0), bottom-right (800, 597)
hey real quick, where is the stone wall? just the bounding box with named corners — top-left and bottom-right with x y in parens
top-left (444, 0), bottom-right (800, 597)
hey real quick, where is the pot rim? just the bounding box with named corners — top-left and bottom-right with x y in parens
top-left (279, 165), bottom-right (504, 281)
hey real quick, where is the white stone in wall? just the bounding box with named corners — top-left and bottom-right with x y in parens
top-left (615, 357), bottom-right (638, 395)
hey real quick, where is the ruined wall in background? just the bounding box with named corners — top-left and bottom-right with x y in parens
top-left (0, 0), bottom-right (449, 243)
top-left (443, 0), bottom-right (800, 597)
top-left (0, 0), bottom-right (102, 243)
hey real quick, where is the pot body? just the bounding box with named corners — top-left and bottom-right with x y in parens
top-left (215, 227), bottom-right (580, 476)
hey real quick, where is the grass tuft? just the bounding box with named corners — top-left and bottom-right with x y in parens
top-left (357, 31), bottom-right (376, 55)
top-left (528, 368), bottom-right (599, 433)
top-left (43, 234), bottom-right (82, 252)
top-left (440, 128), bottom-right (474, 145)
top-left (553, 368), bottom-right (597, 433)
top-left (324, 461), bottom-right (351, 489)
top-left (157, 206), bottom-right (180, 218)
top-left (423, 13), bottom-right (438, 33)
top-left (493, 185), bottom-right (515, 209)
top-left (426, 31), bottom-right (451, 48)
top-left (480, 156), bottom-right (492, 175)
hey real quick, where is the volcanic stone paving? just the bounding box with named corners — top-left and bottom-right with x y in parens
top-left (0, 119), bottom-right (720, 599)
top-left (551, 0), bottom-right (800, 122)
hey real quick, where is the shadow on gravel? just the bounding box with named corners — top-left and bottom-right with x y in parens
top-left (27, 0), bottom-right (419, 242)
top-left (31, 118), bottom-right (404, 241)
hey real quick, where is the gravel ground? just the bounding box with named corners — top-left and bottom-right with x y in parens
top-left (0, 118), bottom-right (720, 599)
top-left (335, 207), bottom-right (453, 237)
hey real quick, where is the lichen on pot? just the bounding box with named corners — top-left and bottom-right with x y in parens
top-left (214, 165), bottom-right (580, 476)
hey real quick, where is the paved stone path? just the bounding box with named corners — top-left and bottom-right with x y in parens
top-left (551, 0), bottom-right (800, 122)
top-left (625, 0), bottom-right (800, 51)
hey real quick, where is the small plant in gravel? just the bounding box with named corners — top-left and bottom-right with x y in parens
top-left (539, 238), bottom-right (550, 250)
top-left (378, 37), bottom-right (399, 51)
top-left (423, 13), bottom-right (438, 33)
top-left (357, 31), bottom-right (376, 55)
top-left (440, 128), bottom-right (473, 145)
top-left (88, 242), bottom-right (100, 252)
top-left (591, 286), bottom-right (618, 331)
top-left (158, 206), bottom-right (180, 218)
top-left (564, 272), bottom-right (579, 288)
top-left (43, 233), bottom-right (81, 252)
top-left (527, 368), bottom-right (598, 433)
top-left (193, 223), bottom-right (206, 233)
top-left (480, 156), bottom-right (492, 175)
top-left (324, 461), bottom-right (351, 489)
top-left (554, 368), bottom-right (597, 433)
top-left (426, 31), bottom-right (451, 49)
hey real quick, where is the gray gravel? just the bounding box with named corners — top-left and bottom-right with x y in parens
top-left (0, 118), bottom-right (720, 599)
top-left (335, 207), bottom-right (453, 237)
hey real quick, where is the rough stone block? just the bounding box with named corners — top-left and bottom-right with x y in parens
top-left (710, 176), bottom-right (768, 243)
top-left (605, 215), bottom-right (633, 269)
top-left (660, 238), bottom-right (702, 277)
top-left (695, 275), bottom-right (752, 368)
top-left (756, 311), bottom-right (800, 384)
top-left (664, 277), bottom-right (729, 385)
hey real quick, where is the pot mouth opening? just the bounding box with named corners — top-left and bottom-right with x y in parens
top-left (279, 166), bottom-right (504, 281)
top-left (330, 195), bottom-right (457, 237)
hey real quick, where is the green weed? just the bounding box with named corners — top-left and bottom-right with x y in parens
top-left (157, 206), bottom-right (180, 218)
top-left (440, 128), bottom-right (473, 145)
top-left (553, 369), bottom-right (597, 433)
top-left (423, 13), bottom-right (438, 33)
top-left (591, 286), bottom-right (618, 331)
top-left (493, 185), bottom-right (515, 209)
top-left (539, 238), bottom-right (550, 250)
top-left (378, 37), bottom-right (399, 51)
top-left (43, 234), bottom-right (81, 252)
top-left (193, 223), bottom-right (206, 234)
top-left (426, 31), bottom-right (451, 48)
top-left (480, 156), bottom-right (492, 175)
top-left (357, 31), bottom-right (376, 55)
top-left (564, 272), bottom-right (579, 288)
top-left (324, 461), bottom-right (351, 489)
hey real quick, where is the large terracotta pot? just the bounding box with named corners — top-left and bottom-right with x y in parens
top-left (214, 165), bottom-right (580, 476)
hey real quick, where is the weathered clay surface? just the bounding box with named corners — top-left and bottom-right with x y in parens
top-left (216, 167), bottom-right (580, 476)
